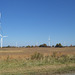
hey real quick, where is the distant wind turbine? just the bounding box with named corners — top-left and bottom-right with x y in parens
top-left (36, 42), bottom-right (38, 46)
top-left (48, 36), bottom-right (50, 46)
top-left (0, 34), bottom-right (8, 48)
top-left (0, 12), bottom-right (1, 25)
top-left (16, 42), bottom-right (17, 47)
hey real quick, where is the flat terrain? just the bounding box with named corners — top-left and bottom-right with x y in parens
top-left (0, 47), bottom-right (75, 75)
top-left (0, 47), bottom-right (75, 60)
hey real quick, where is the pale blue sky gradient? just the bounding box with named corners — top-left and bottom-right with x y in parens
top-left (0, 0), bottom-right (75, 46)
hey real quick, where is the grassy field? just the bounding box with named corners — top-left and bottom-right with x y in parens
top-left (0, 47), bottom-right (75, 60)
top-left (0, 47), bottom-right (75, 75)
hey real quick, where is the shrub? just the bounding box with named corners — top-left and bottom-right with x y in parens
top-left (31, 52), bottom-right (44, 60)
top-left (39, 44), bottom-right (47, 47)
top-left (55, 43), bottom-right (63, 47)
top-left (31, 45), bottom-right (34, 48)
top-left (51, 52), bottom-right (57, 57)
top-left (52, 45), bottom-right (55, 47)
top-left (26, 45), bottom-right (31, 48)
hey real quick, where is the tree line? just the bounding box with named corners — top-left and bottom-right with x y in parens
top-left (5, 43), bottom-right (74, 48)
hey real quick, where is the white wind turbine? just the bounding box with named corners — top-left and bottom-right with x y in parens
top-left (0, 12), bottom-right (1, 26)
top-left (0, 12), bottom-right (1, 20)
top-left (0, 34), bottom-right (8, 48)
top-left (48, 36), bottom-right (50, 46)
top-left (16, 42), bottom-right (17, 47)
top-left (0, 12), bottom-right (8, 48)
top-left (36, 42), bottom-right (38, 46)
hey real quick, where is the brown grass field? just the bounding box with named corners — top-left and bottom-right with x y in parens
top-left (0, 47), bottom-right (75, 60)
top-left (0, 47), bottom-right (75, 75)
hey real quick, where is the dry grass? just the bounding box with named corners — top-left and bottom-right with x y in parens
top-left (0, 47), bottom-right (75, 60)
top-left (0, 47), bottom-right (75, 75)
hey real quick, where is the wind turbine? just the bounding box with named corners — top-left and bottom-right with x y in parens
top-left (36, 42), bottom-right (38, 46)
top-left (0, 12), bottom-right (1, 19)
top-left (0, 12), bottom-right (1, 26)
top-left (0, 12), bottom-right (8, 48)
top-left (48, 36), bottom-right (50, 47)
top-left (16, 42), bottom-right (17, 47)
top-left (0, 34), bottom-right (8, 48)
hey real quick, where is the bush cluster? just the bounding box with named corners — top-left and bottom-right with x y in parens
top-left (31, 52), bottom-right (43, 60)
top-left (55, 43), bottom-right (63, 47)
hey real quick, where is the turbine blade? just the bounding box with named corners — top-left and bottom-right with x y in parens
top-left (0, 34), bottom-right (2, 37)
top-left (3, 36), bottom-right (8, 37)
top-left (0, 12), bottom-right (1, 19)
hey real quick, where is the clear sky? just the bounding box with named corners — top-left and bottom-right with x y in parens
top-left (0, 0), bottom-right (75, 46)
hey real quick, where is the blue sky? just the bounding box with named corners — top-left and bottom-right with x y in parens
top-left (0, 0), bottom-right (75, 46)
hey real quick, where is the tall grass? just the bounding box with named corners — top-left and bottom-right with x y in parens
top-left (30, 52), bottom-right (75, 65)
top-left (31, 52), bottom-right (43, 60)
top-left (0, 52), bottom-right (75, 67)
top-left (0, 52), bottom-right (75, 75)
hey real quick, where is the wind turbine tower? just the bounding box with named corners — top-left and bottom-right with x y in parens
top-left (48, 37), bottom-right (50, 47)
top-left (0, 12), bottom-right (8, 48)
top-left (0, 12), bottom-right (1, 20)
top-left (36, 42), bottom-right (38, 46)
top-left (16, 42), bottom-right (17, 47)
top-left (0, 12), bottom-right (1, 26)
top-left (0, 34), bottom-right (7, 48)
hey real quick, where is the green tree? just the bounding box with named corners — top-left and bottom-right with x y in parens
top-left (31, 45), bottom-right (34, 47)
top-left (26, 45), bottom-right (31, 48)
top-left (39, 44), bottom-right (47, 47)
top-left (52, 45), bottom-right (55, 47)
top-left (55, 43), bottom-right (63, 47)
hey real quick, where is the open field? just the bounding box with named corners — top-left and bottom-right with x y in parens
top-left (0, 47), bottom-right (75, 60)
top-left (0, 47), bottom-right (75, 75)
